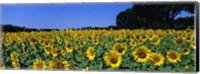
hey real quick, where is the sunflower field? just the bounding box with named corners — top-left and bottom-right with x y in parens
top-left (0, 29), bottom-right (196, 72)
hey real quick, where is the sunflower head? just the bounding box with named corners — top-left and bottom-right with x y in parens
top-left (44, 45), bottom-right (52, 55)
top-left (190, 42), bottom-right (196, 50)
top-left (49, 58), bottom-right (70, 70)
top-left (149, 53), bottom-right (165, 66)
top-left (184, 28), bottom-right (193, 34)
top-left (104, 50), bottom-right (122, 69)
top-left (75, 44), bottom-right (83, 54)
top-left (12, 62), bottom-right (20, 69)
top-left (92, 36), bottom-right (99, 45)
top-left (65, 43), bottom-right (73, 53)
top-left (51, 47), bottom-right (58, 57)
top-left (149, 35), bottom-right (161, 45)
top-left (137, 39), bottom-right (144, 45)
top-left (134, 34), bottom-right (141, 40)
top-left (10, 51), bottom-right (19, 62)
top-left (113, 43), bottom-right (127, 55)
top-left (62, 61), bottom-right (70, 70)
top-left (60, 49), bottom-right (67, 56)
top-left (86, 47), bottom-right (96, 61)
top-left (132, 46), bottom-right (151, 63)
top-left (182, 48), bottom-right (190, 55)
top-left (32, 59), bottom-right (47, 70)
top-left (141, 34), bottom-right (148, 41)
top-left (115, 34), bottom-right (121, 41)
top-left (130, 40), bottom-right (137, 48)
top-left (183, 36), bottom-right (193, 42)
top-left (173, 37), bottom-right (183, 45)
top-left (166, 50), bottom-right (181, 64)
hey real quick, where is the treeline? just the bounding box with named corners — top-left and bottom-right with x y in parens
top-left (1, 24), bottom-right (60, 32)
top-left (116, 3), bottom-right (195, 29)
top-left (1, 24), bottom-right (121, 32)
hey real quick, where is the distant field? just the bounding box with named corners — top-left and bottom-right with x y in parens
top-left (1, 29), bottom-right (196, 71)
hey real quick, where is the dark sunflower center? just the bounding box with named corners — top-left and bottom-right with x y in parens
top-left (67, 44), bottom-right (72, 48)
top-left (136, 35), bottom-right (140, 39)
top-left (132, 42), bottom-right (135, 45)
top-left (89, 36), bottom-right (92, 40)
top-left (110, 55), bottom-right (118, 64)
top-left (152, 38), bottom-right (157, 42)
top-left (37, 63), bottom-right (43, 69)
top-left (186, 37), bottom-right (191, 40)
top-left (169, 53), bottom-right (177, 59)
top-left (13, 55), bottom-right (18, 59)
top-left (149, 35), bottom-right (153, 38)
top-left (46, 46), bottom-right (50, 51)
top-left (77, 47), bottom-right (81, 51)
top-left (126, 35), bottom-right (130, 39)
top-left (116, 45), bottom-right (124, 53)
top-left (154, 56), bottom-right (160, 62)
top-left (176, 39), bottom-right (183, 44)
top-left (90, 50), bottom-right (95, 56)
top-left (137, 51), bottom-right (146, 58)
top-left (186, 30), bottom-right (190, 33)
top-left (183, 49), bottom-right (188, 52)
top-left (56, 62), bottom-right (64, 69)
top-left (142, 36), bottom-right (146, 39)
top-left (131, 36), bottom-right (134, 39)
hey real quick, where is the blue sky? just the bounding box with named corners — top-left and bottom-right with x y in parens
top-left (1, 3), bottom-right (194, 29)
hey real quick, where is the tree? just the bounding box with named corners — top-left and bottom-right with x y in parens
top-left (116, 3), bottom-right (195, 29)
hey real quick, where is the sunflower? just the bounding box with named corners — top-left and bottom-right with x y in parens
top-left (132, 46), bottom-right (151, 63)
top-left (166, 50), bottom-right (181, 64)
top-left (114, 34), bottom-right (121, 41)
top-left (173, 37), bottom-right (183, 45)
top-left (190, 42), bottom-right (196, 50)
top-left (30, 42), bottom-right (37, 50)
top-left (125, 33), bottom-right (132, 40)
top-left (182, 48), bottom-right (190, 55)
top-left (137, 39), bottom-right (144, 45)
top-left (51, 47), bottom-right (58, 57)
top-left (104, 50), bottom-right (122, 68)
top-left (92, 36), bottom-right (99, 45)
top-left (65, 42), bottom-right (73, 53)
top-left (86, 47), bottom-right (96, 61)
top-left (44, 45), bottom-right (52, 55)
top-left (149, 53), bottom-right (165, 66)
top-left (10, 51), bottom-right (19, 62)
top-left (48, 59), bottom-right (70, 70)
top-left (130, 40), bottom-right (137, 48)
top-left (61, 49), bottom-right (67, 56)
top-left (12, 62), bottom-right (20, 69)
top-left (113, 43), bottom-right (127, 55)
top-left (82, 39), bottom-right (87, 45)
top-left (62, 61), bottom-right (70, 70)
top-left (42, 39), bottom-right (49, 46)
top-left (184, 28), bottom-right (193, 34)
top-left (141, 34), bottom-right (148, 41)
top-left (134, 33), bottom-right (141, 40)
top-left (149, 35), bottom-right (161, 45)
top-left (183, 35), bottom-right (193, 42)
top-left (32, 59), bottom-right (47, 70)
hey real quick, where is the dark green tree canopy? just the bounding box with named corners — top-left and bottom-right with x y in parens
top-left (116, 3), bottom-right (195, 29)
